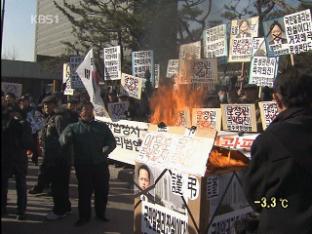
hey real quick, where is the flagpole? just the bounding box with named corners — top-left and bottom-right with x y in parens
top-left (1, 0), bottom-right (6, 51)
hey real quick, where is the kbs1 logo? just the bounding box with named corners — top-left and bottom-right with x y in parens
top-left (31, 14), bottom-right (59, 24)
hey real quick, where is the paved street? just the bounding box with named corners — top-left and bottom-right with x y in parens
top-left (1, 159), bottom-right (135, 234)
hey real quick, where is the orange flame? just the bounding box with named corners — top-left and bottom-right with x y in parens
top-left (149, 83), bottom-right (205, 126)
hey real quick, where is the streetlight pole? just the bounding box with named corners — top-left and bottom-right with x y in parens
top-left (1, 0), bottom-right (6, 50)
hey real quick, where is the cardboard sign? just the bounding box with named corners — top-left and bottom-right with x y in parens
top-left (258, 101), bottom-right (279, 130)
top-left (179, 41), bottom-right (201, 61)
top-left (252, 37), bottom-right (267, 56)
top-left (132, 50), bottom-right (154, 86)
top-left (263, 17), bottom-right (290, 56)
top-left (229, 16), bottom-right (259, 62)
top-left (154, 64), bottom-right (160, 88)
top-left (191, 59), bottom-right (218, 85)
top-left (121, 73), bottom-right (143, 100)
top-left (107, 101), bottom-right (129, 120)
top-left (203, 24), bottom-right (228, 58)
top-left (166, 59), bottom-right (180, 78)
top-left (176, 108), bottom-right (191, 128)
top-left (1, 82), bottom-right (22, 98)
top-left (103, 46), bottom-right (121, 80)
top-left (192, 108), bottom-right (221, 131)
top-left (137, 131), bottom-right (215, 177)
top-left (284, 9), bottom-right (312, 54)
top-left (249, 56), bottom-right (278, 87)
top-left (221, 104), bottom-right (257, 132)
top-left (96, 116), bottom-right (148, 165)
top-left (69, 56), bottom-right (84, 89)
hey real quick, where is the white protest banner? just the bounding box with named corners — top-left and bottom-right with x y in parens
top-left (141, 201), bottom-right (188, 234)
top-left (191, 59), bottom-right (218, 85)
top-left (107, 101), bottom-right (129, 120)
top-left (221, 104), bottom-right (257, 132)
top-left (166, 59), bottom-right (180, 78)
top-left (132, 50), bottom-right (154, 86)
top-left (179, 41), bottom-right (201, 60)
top-left (252, 37), bottom-right (267, 56)
top-left (284, 9), bottom-right (312, 54)
top-left (63, 63), bottom-right (74, 95)
top-left (191, 108), bottom-right (221, 131)
top-left (203, 24), bottom-right (228, 58)
top-left (96, 116), bottom-right (148, 165)
top-left (76, 49), bottom-right (108, 116)
top-left (263, 17), bottom-right (290, 56)
top-left (154, 64), bottom-right (160, 88)
top-left (1, 82), bottom-right (22, 98)
top-left (258, 101), bottom-right (279, 130)
top-left (69, 56), bottom-right (84, 89)
top-left (249, 56), bottom-right (278, 87)
top-left (229, 16), bottom-right (259, 62)
top-left (214, 131), bottom-right (259, 158)
top-left (137, 131), bottom-right (215, 176)
top-left (175, 108), bottom-right (191, 128)
top-left (103, 46), bottom-right (121, 80)
top-left (121, 73), bottom-right (143, 100)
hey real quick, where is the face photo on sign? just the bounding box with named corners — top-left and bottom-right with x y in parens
top-left (136, 163), bottom-right (154, 191)
top-left (268, 20), bottom-right (287, 45)
top-left (237, 19), bottom-right (252, 38)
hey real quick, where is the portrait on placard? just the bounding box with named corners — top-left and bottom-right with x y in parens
top-left (221, 104), bottom-right (257, 132)
top-left (263, 17), bottom-right (290, 56)
top-left (284, 9), bottom-right (312, 54)
top-left (258, 101), bottom-right (279, 130)
top-left (229, 16), bottom-right (259, 62)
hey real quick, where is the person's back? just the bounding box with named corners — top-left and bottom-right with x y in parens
top-left (243, 68), bottom-right (312, 234)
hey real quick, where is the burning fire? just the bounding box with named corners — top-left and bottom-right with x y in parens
top-left (149, 83), bottom-right (205, 126)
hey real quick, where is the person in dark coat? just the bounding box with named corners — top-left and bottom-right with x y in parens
top-left (1, 104), bottom-right (33, 220)
top-left (59, 101), bottom-right (116, 226)
top-left (243, 68), bottom-right (312, 234)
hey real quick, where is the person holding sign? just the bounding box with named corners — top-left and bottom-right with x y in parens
top-left (243, 67), bottom-right (312, 234)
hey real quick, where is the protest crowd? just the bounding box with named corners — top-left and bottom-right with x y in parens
top-left (2, 5), bottom-right (312, 234)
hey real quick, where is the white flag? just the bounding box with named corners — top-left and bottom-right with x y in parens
top-left (76, 49), bottom-right (108, 116)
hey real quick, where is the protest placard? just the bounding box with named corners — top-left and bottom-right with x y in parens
top-left (154, 64), bottom-right (160, 88)
top-left (249, 56), bottom-right (278, 87)
top-left (284, 9), bottom-right (312, 54)
top-left (69, 56), bottom-right (84, 89)
top-left (191, 59), bottom-right (218, 85)
top-left (103, 46), bottom-right (121, 80)
top-left (191, 108), bottom-right (221, 131)
top-left (221, 104), bottom-right (257, 132)
top-left (258, 101), bottom-right (279, 130)
top-left (121, 73), bottom-right (143, 100)
top-left (229, 16), bottom-right (259, 62)
top-left (203, 24), bottom-right (228, 58)
top-left (166, 59), bottom-right (180, 78)
top-left (1, 82), bottom-right (22, 97)
top-left (176, 108), bottom-right (191, 128)
top-left (179, 41), bottom-right (201, 61)
top-left (107, 101), bottom-right (129, 120)
top-left (252, 37), bottom-right (267, 56)
top-left (263, 17), bottom-right (290, 56)
top-left (96, 116), bottom-right (148, 165)
top-left (132, 50), bottom-right (154, 86)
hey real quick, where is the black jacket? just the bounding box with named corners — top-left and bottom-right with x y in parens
top-left (243, 107), bottom-right (312, 234)
top-left (59, 119), bottom-right (116, 166)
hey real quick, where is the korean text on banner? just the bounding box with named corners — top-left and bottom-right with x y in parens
top-left (96, 116), bottom-right (148, 165)
top-left (132, 50), bottom-right (154, 86)
top-left (107, 101), bottom-right (129, 121)
top-left (191, 59), bottom-right (218, 85)
top-left (284, 9), bottom-right (312, 54)
top-left (137, 131), bottom-right (215, 177)
top-left (103, 46), bottom-right (121, 80)
top-left (121, 73), bottom-right (143, 100)
top-left (69, 56), bottom-right (84, 89)
top-left (154, 64), bottom-right (160, 88)
top-left (166, 59), bottom-right (179, 78)
top-left (229, 16), bottom-right (259, 62)
top-left (192, 108), bottom-right (221, 131)
top-left (263, 17), bottom-right (290, 56)
top-left (221, 104), bottom-right (257, 132)
top-left (249, 56), bottom-right (278, 87)
top-left (258, 101), bottom-right (279, 130)
top-left (203, 24), bottom-right (228, 58)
